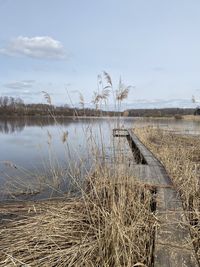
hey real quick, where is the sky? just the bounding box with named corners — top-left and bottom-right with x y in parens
top-left (0, 0), bottom-right (199, 109)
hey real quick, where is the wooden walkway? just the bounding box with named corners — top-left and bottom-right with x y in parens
top-left (113, 129), bottom-right (199, 267)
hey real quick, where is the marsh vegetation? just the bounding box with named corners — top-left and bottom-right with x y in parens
top-left (0, 73), bottom-right (199, 266)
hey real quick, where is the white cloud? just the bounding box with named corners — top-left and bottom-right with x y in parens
top-left (0, 36), bottom-right (66, 60)
top-left (4, 80), bottom-right (35, 89)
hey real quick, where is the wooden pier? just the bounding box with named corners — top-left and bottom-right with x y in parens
top-left (113, 128), bottom-right (199, 267)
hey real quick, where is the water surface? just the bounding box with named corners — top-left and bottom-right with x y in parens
top-left (0, 117), bottom-right (199, 200)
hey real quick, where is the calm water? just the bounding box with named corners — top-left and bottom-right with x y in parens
top-left (0, 116), bottom-right (200, 200)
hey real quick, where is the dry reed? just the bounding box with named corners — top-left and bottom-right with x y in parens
top-left (0, 164), bottom-right (156, 267)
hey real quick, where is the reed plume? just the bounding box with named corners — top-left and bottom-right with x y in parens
top-left (42, 91), bottom-right (52, 105)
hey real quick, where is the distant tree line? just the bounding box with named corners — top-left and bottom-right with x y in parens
top-left (125, 108), bottom-right (195, 117)
top-left (194, 108), bottom-right (200, 115)
top-left (0, 96), bottom-right (119, 117)
top-left (0, 96), bottom-right (197, 117)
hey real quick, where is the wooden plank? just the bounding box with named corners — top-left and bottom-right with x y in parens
top-left (114, 129), bottom-right (199, 267)
top-left (155, 187), bottom-right (198, 267)
top-left (113, 128), bottom-right (128, 137)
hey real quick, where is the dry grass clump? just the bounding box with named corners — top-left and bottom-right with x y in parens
top-left (183, 115), bottom-right (200, 121)
top-left (0, 165), bottom-right (155, 267)
top-left (134, 127), bottom-right (200, 260)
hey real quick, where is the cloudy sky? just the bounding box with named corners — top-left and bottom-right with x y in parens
top-left (0, 0), bottom-right (199, 108)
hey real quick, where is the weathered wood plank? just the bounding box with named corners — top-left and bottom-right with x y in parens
top-left (155, 187), bottom-right (198, 267)
top-left (113, 128), bottom-right (199, 267)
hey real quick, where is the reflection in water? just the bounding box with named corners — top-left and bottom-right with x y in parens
top-left (0, 119), bottom-right (25, 134)
top-left (1, 116), bottom-right (200, 134)
top-left (0, 117), bottom-right (74, 134)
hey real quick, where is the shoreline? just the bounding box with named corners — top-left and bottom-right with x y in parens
top-left (0, 114), bottom-right (199, 120)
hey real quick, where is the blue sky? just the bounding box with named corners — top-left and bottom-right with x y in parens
top-left (0, 0), bottom-right (199, 108)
